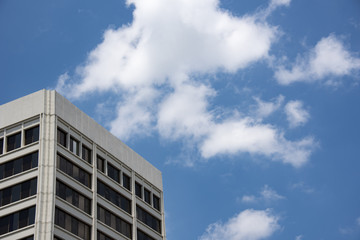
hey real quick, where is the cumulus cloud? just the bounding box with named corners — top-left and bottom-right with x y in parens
top-left (275, 34), bottom-right (360, 85)
top-left (56, 0), bottom-right (316, 167)
top-left (199, 209), bottom-right (280, 240)
top-left (284, 100), bottom-right (310, 128)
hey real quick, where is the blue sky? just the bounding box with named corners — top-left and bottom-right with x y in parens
top-left (1, 0), bottom-right (360, 239)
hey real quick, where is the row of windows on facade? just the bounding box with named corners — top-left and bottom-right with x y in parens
top-left (0, 151), bottom-right (38, 180)
top-left (0, 206), bottom-right (35, 236)
top-left (56, 154), bottom-right (162, 234)
top-left (57, 152), bottom-right (161, 212)
top-left (97, 229), bottom-right (156, 240)
top-left (0, 125), bottom-right (39, 155)
top-left (57, 128), bottom-right (92, 164)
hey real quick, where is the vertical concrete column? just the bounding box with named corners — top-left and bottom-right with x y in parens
top-left (34, 90), bottom-right (57, 240)
top-left (131, 171), bottom-right (137, 240)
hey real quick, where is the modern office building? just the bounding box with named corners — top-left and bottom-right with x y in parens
top-left (0, 90), bottom-right (165, 240)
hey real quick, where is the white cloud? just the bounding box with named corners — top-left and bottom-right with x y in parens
top-left (275, 34), bottom-right (360, 85)
top-left (241, 185), bottom-right (284, 204)
top-left (270, 0), bottom-right (291, 8)
top-left (55, 0), bottom-right (316, 167)
top-left (290, 182), bottom-right (314, 194)
top-left (295, 235), bottom-right (303, 240)
top-left (260, 185), bottom-right (285, 201)
top-left (199, 209), bottom-right (280, 240)
top-left (241, 195), bottom-right (257, 203)
top-left (253, 95), bottom-right (284, 119)
top-left (284, 100), bottom-right (310, 128)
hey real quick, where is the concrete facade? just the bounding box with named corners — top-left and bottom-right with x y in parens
top-left (0, 90), bottom-right (165, 240)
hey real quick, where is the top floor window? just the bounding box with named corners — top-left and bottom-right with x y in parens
top-left (135, 182), bottom-right (142, 198)
top-left (144, 188), bottom-right (151, 205)
top-left (82, 145), bottom-right (92, 164)
top-left (25, 126), bottom-right (39, 145)
top-left (107, 163), bottom-right (120, 183)
top-left (97, 155), bottom-right (105, 173)
top-left (70, 136), bottom-right (79, 156)
top-left (57, 128), bottom-right (67, 147)
top-left (7, 132), bottom-right (21, 151)
top-left (122, 173), bottom-right (131, 191)
top-left (153, 195), bottom-right (161, 211)
top-left (0, 138), bottom-right (3, 155)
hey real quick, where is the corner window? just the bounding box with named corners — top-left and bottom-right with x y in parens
top-left (82, 145), bottom-right (92, 164)
top-left (153, 195), bottom-right (161, 211)
top-left (144, 188), bottom-right (151, 205)
top-left (135, 182), bottom-right (142, 198)
top-left (25, 126), bottom-right (39, 145)
top-left (7, 132), bottom-right (21, 151)
top-left (122, 174), bottom-right (131, 191)
top-left (97, 155), bottom-right (105, 173)
top-left (57, 128), bottom-right (67, 147)
top-left (70, 137), bottom-right (79, 156)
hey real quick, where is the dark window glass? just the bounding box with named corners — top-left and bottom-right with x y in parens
top-left (144, 188), bottom-right (151, 205)
top-left (97, 155), bottom-right (105, 173)
top-left (0, 178), bottom-right (37, 207)
top-left (122, 174), bottom-right (131, 191)
top-left (137, 229), bottom-right (156, 240)
top-left (97, 205), bottom-right (132, 239)
top-left (136, 205), bottom-right (161, 234)
top-left (25, 126), bottom-right (39, 145)
top-left (107, 163), bottom-right (120, 183)
top-left (0, 206), bottom-right (35, 236)
top-left (70, 137), bottom-right (80, 156)
top-left (97, 180), bottom-right (131, 214)
top-left (19, 236), bottom-right (34, 240)
top-left (97, 231), bottom-right (115, 240)
top-left (7, 132), bottom-right (21, 151)
top-left (135, 182), bottom-right (142, 198)
top-left (57, 128), bottom-right (67, 147)
top-left (55, 208), bottom-right (91, 240)
top-left (153, 195), bottom-right (161, 211)
top-left (0, 152), bottom-right (38, 180)
top-left (56, 180), bottom-right (91, 214)
top-left (82, 145), bottom-right (92, 164)
top-left (57, 154), bottom-right (91, 188)
top-left (0, 138), bottom-right (3, 155)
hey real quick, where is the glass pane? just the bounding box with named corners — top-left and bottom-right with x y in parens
top-left (57, 128), bottom-right (67, 147)
top-left (0, 138), bottom-right (3, 155)
top-left (122, 174), bottom-right (131, 191)
top-left (7, 132), bottom-right (21, 151)
top-left (25, 126), bottom-right (39, 145)
top-left (135, 182), bottom-right (142, 198)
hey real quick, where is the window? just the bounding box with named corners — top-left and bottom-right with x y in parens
top-left (135, 182), bottom-right (142, 198)
top-left (0, 152), bottom-right (38, 180)
top-left (136, 205), bottom-right (161, 234)
top-left (82, 145), bottom-right (92, 164)
top-left (137, 229), bottom-right (156, 240)
top-left (55, 208), bottom-right (91, 240)
top-left (97, 155), bottom-right (105, 173)
top-left (0, 206), bottom-right (35, 236)
top-left (57, 154), bottom-right (91, 188)
top-left (0, 178), bottom-right (37, 207)
top-left (19, 236), bottom-right (34, 240)
top-left (57, 128), bottom-right (67, 147)
top-left (70, 136), bottom-right (80, 156)
top-left (0, 138), bottom-right (3, 155)
top-left (153, 195), bottom-right (161, 211)
top-left (25, 126), bottom-right (39, 145)
top-left (97, 205), bottom-right (132, 239)
top-left (144, 188), bottom-right (151, 205)
top-left (97, 231), bottom-right (115, 240)
top-left (107, 163), bottom-right (120, 183)
top-left (56, 180), bottom-right (91, 214)
top-left (97, 180), bottom-right (131, 214)
top-left (123, 173), bottom-right (131, 191)
top-left (7, 132), bottom-right (21, 151)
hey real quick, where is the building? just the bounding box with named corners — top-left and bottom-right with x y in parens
top-left (0, 90), bottom-right (166, 240)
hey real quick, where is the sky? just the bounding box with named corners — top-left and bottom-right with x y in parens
top-left (1, 0), bottom-right (360, 239)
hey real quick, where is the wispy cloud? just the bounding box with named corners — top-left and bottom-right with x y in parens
top-left (289, 182), bottom-right (315, 194)
top-left (56, 0), bottom-right (315, 167)
top-left (199, 209), bottom-right (280, 240)
top-left (285, 100), bottom-right (310, 128)
top-left (275, 34), bottom-right (360, 85)
top-left (241, 185), bottom-right (285, 204)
